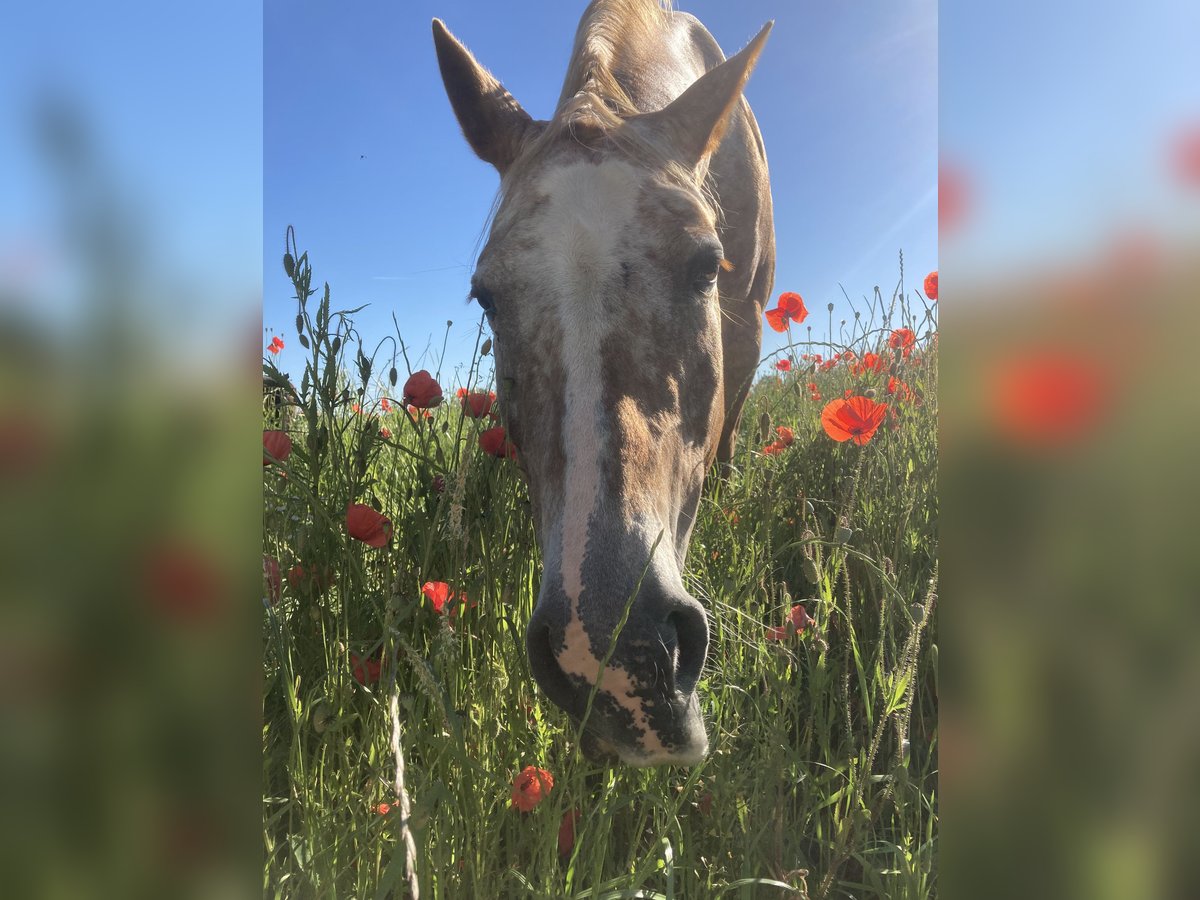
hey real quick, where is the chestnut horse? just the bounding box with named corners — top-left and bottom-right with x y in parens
top-left (433, 0), bottom-right (774, 765)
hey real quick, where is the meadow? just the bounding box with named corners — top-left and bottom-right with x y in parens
top-left (263, 231), bottom-right (938, 899)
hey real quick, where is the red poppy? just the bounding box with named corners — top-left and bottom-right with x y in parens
top-left (421, 581), bottom-right (451, 614)
top-left (887, 376), bottom-right (914, 403)
top-left (479, 425), bottom-right (517, 459)
top-left (765, 291), bottom-right (808, 332)
top-left (558, 809), bottom-right (582, 856)
top-left (402, 370), bottom-right (443, 409)
top-left (447, 592), bottom-right (477, 619)
top-left (988, 351), bottom-right (1109, 448)
top-left (511, 766), bottom-right (554, 812)
top-left (923, 270), bottom-right (938, 301)
top-left (888, 328), bottom-right (916, 358)
top-left (458, 388), bottom-right (496, 418)
top-left (287, 563), bottom-right (335, 596)
top-left (821, 396), bottom-right (889, 445)
top-left (766, 604), bottom-right (816, 641)
top-left (431, 474), bottom-right (446, 493)
top-left (142, 541), bottom-right (226, 623)
top-left (379, 427), bottom-right (391, 439)
top-left (375, 802), bottom-right (392, 816)
top-left (859, 352), bottom-right (886, 374)
top-left (351, 652), bottom-right (382, 685)
top-left (263, 430), bottom-right (292, 466)
top-left (775, 425), bottom-right (794, 447)
top-left (345, 503), bottom-right (392, 548)
top-left (263, 556), bottom-right (281, 605)
top-left (406, 404), bottom-right (433, 420)
top-left (775, 358), bottom-right (792, 372)
top-left (761, 441), bottom-right (786, 456)
top-left (939, 162), bottom-right (968, 236)
top-left (1170, 126), bottom-right (1200, 187)
top-left (380, 397), bottom-right (392, 412)
top-left (267, 336), bottom-right (284, 355)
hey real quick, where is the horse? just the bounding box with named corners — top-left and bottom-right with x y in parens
top-left (433, 0), bottom-right (775, 766)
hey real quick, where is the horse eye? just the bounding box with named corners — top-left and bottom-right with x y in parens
top-left (470, 286), bottom-right (496, 313)
top-left (692, 253), bottom-right (723, 292)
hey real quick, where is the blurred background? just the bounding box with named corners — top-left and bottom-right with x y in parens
top-left (2, 0), bottom-right (1199, 897)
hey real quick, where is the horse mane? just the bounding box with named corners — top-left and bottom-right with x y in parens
top-left (556, 0), bottom-right (674, 117)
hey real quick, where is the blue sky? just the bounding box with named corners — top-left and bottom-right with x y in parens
top-left (265, 0), bottom-right (938, 386)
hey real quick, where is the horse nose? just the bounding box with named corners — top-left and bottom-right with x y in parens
top-left (526, 598), bottom-right (586, 718)
top-left (660, 594), bottom-right (709, 694)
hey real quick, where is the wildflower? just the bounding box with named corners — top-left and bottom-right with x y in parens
top-left (511, 766), bottom-right (554, 812)
top-left (988, 351), bottom-right (1109, 448)
top-left (774, 358), bottom-right (792, 372)
top-left (765, 291), bottom-right (808, 332)
top-left (479, 425), bottom-right (517, 459)
top-left (821, 396), bottom-right (889, 445)
top-left (859, 352), bottom-right (886, 374)
top-left (345, 503), bottom-right (392, 548)
top-left (142, 541), bottom-right (225, 622)
top-left (431, 474), bottom-right (446, 493)
top-left (421, 581), bottom-right (451, 614)
top-left (267, 336), bottom-right (284, 354)
top-left (558, 809), bottom-right (582, 856)
top-left (766, 604), bottom-right (816, 641)
top-left (402, 370), bottom-right (443, 409)
top-left (761, 441), bottom-right (786, 456)
top-left (457, 387), bottom-right (496, 418)
top-left (351, 652), bottom-right (382, 685)
top-left (888, 328), bottom-right (916, 357)
top-left (447, 592), bottom-right (477, 619)
top-left (378, 427), bottom-right (391, 439)
top-left (263, 430), bottom-right (292, 466)
top-left (923, 270), bottom-right (938, 301)
top-left (380, 397), bottom-right (392, 412)
top-left (375, 802), bottom-right (392, 816)
top-left (406, 404), bottom-right (433, 420)
top-left (351, 402), bottom-right (363, 415)
top-left (263, 556), bottom-right (281, 605)
top-left (775, 425), bottom-right (795, 447)
top-left (287, 563), bottom-right (335, 596)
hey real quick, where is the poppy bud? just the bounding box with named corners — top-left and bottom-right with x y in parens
top-left (283, 252), bottom-right (295, 277)
top-left (298, 334), bottom-right (310, 349)
top-left (330, 336), bottom-right (341, 355)
top-left (864, 389), bottom-right (876, 399)
top-left (758, 411), bottom-right (771, 444)
top-left (295, 313), bottom-right (304, 334)
top-left (481, 338), bottom-right (492, 356)
top-left (801, 555), bottom-right (820, 584)
top-left (827, 302), bottom-right (834, 312)
top-left (311, 702), bottom-right (332, 734)
top-left (389, 366), bottom-right (398, 386)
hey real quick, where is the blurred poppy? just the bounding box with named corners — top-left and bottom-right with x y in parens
top-left (263, 556), bottom-right (281, 605)
top-left (480, 425), bottom-right (517, 459)
top-left (761, 440), bottom-right (786, 455)
top-left (346, 503), bottom-right (392, 548)
top-left (766, 604), bottom-right (816, 641)
top-left (431, 474), bottom-right (446, 493)
top-left (988, 351), bottom-right (1110, 448)
top-left (263, 430), bottom-right (292, 466)
top-left (821, 396), bottom-right (888, 445)
top-left (1170, 125), bottom-right (1200, 187)
top-left (287, 563), bottom-right (335, 596)
top-left (939, 162), bottom-right (968, 235)
top-left (421, 581), bottom-right (451, 614)
top-left (923, 270), bottom-right (938, 301)
top-left (458, 388), bottom-right (497, 418)
top-left (267, 336), bottom-right (284, 355)
top-left (375, 802), bottom-right (392, 815)
top-left (379, 427), bottom-right (391, 439)
top-left (380, 397), bottom-right (392, 412)
top-left (511, 766), bottom-right (554, 812)
top-left (406, 404), bottom-right (433, 420)
top-left (775, 425), bottom-right (794, 447)
top-left (888, 328), bottom-right (916, 355)
top-left (402, 370), bottom-right (443, 409)
top-left (143, 541), bottom-right (226, 623)
top-left (558, 809), bottom-right (582, 856)
top-left (351, 402), bottom-right (363, 415)
top-left (775, 358), bottom-right (792, 372)
top-left (351, 652), bottom-right (382, 685)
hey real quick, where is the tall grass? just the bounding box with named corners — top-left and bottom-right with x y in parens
top-left (263, 231), bottom-right (937, 899)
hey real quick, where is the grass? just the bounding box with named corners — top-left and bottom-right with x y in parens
top-left (263, 231), bottom-right (938, 899)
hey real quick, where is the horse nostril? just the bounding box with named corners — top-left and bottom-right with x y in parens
top-left (526, 620), bottom-right (583, 719)
top-left (664, 601), bottom-right (709, 695)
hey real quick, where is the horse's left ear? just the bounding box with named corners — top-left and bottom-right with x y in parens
top-left (636, 22), bottom-right (773, 171)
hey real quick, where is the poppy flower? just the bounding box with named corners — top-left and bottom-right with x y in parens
top-left (511, 766), bottom-right (554, 812)
top-left (263, 556), bottom-right (281, 605)
top-left (988, 351), bottom-right (1109, 448)
top-left (375, 802), bottom-right (392, 816)
top-left (775, 425), bottom-right (794, 447)
top-left (479, 425), bottom-right (517, 459)
top-left (345, 503), bottom-right (392, 548)
top-left (406, 404), bottom-right (433, 420)
top-left (287, 563), bottom-right (335, 596)
top-left (821, 396), bottom-right (889, 445)
top-left (774, 359), bottom-right (792, 372)
top-left (923, 270), bottom-right (938, 301)
top-left (761, 440), bottom-right (786, 456)
top-left (888, 328), bottom-right (916, 356)
top-left (939, 162), bottom-right (969, 236)
top-left (887, 376), bottom-right (914, 403)
top-left (765, 604), bottom-right (816, 641)
top-left (263, 430), bottom-right (292, 466)
top-left (351, 652), bottom-right (382, 685)
top-left (380, 397), bottom-right (392, 412)
top-left (379, 427), bottom-right (391, 439)
top-left (267, 336), bottom-right (284, 355)
top-left (142, 541), bottom-right (226, 623)
top-left (402, 370), bottom-right (443, 409)
top-left (1170, 126), bottom-right (1200, 188)
top-left (764, 291), bottom-right (808, 332)
top-left (431, 474), bottom-right (446, 493)
top-left (858, 352), bottom-right (887, 374)
top-left (458, 388), bottom-right (497, 418)
top-left (558, 809), bottom-right (582, 856)
top-left (421, 581), bottom-right (451, 614)
top-left (447, 592), bottom-right (478, 619)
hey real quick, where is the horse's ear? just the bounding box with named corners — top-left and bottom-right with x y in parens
top-left (639, 22), bottom-right (773, 171)
top-left (432, 19), bottom-right (541, 174)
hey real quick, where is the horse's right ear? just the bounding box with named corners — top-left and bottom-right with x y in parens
top-left (432, 19), bottom-right (540, 174)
